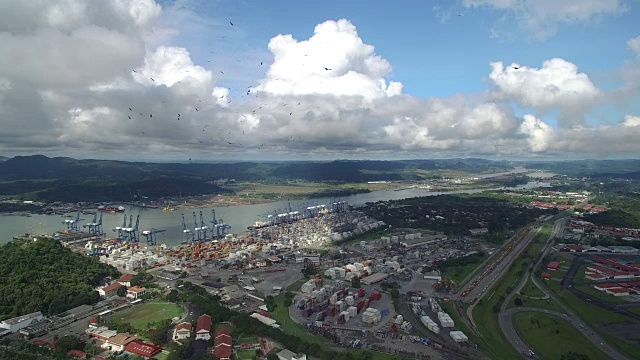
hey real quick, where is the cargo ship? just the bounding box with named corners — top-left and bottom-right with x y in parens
top-left (98, 205), bottom-right (125, 213)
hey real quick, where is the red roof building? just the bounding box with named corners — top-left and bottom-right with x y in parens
top-left (124, 340), bottom-right (162, 358)
top-left (605, 288), bottom-right (630, 296)
top-left (256, 309), bottom-right (270, 318)
top-left (541, 272), bottom-right (552, 280)
top-left (547, 262), bottom-right (561, 271)
top-left (195, 315), bottom-right (212, 340)
top-left (99, 282), bottom-right (123, 298)
top-left (32, 339), bottom-right (55, 349)
top-left (118, 273), bottom-right (134, 286)
top-left (213, 328), bottom-right (232, 360)
top-left (66, 350), bottom-right (87, 359)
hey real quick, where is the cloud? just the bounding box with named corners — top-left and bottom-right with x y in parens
top-left (518, 115), bottom-right (554, 153)
top-left (253, 19), bottom-right (403, 100)
top-left (0, 3), bottom-right (639, 160)
top-left (622, 115), bottom-right (640, 127)
top-left (629, 35), bottom-right (640, 55)
top-left (462, 0), bottom-right (629, 40)
top-left (489, 58), bottom-right (602, 127)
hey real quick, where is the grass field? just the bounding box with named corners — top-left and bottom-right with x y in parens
top-left (235, 349), bottom-right (258, 360)
top-left (113, 302), bottom-right (183, 330)
top-left (513, 311), bottom-right (610, 360)
top-left (519, 277), bottom-right (546, 298)
top-left (442, 254), bottom-right (489, 284)
top-left (629, 307), bottom-right (640, 317)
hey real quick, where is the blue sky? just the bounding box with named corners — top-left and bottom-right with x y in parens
top-left (156, 0), bottom-right (640, 128)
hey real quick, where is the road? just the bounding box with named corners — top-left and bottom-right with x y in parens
top-left (500, 307), bottom-right (629, 360)
top-left (462, 227), bottom-right (541, 330)
top-left (498, 218), bottom-right (632, 360)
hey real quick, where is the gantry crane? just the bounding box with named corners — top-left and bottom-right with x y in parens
top-left (142, 228), bottom-right (166, 246)
top-left (84, 212), bottom-right (103, 236)
top-left (193, 211), bottom-right (203, 241)
top-left (182, 213), bottom-right (193, 243)
top-left (113, 214), bottom-right (127, 240)
top-left (125, 215), bottom-right (140, 243)
top-left (63, 211), bottom-right (83, 231)
top-left (199, 210), bottom-right (209, 240)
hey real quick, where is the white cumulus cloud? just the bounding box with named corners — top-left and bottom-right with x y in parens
top-left (253, 19), bottom-right (403, 100)
top-left (518, 114), bottom-right (554, 153)
top-left (489, 58), bottom-right (602, 127)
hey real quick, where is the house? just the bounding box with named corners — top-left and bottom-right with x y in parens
top-left (0, 312), bottom-right (45, 333)
top-left (213, 328), bottom-right (232, 360)
top-left (541, 272), bottom-right (552, 280)
top-left (118, 273), bottom-right (134, 287)
top-left (126, 286), bottom-right (146, 299)
top-left (277, 349), bottom-right (307, 360)
top-left (173, 322), bottom-right (192, 341)
top-left (195, 315), bottom-right (212, 340)
top-left (32, 339), bottom-right (55, 350)
top-left (101, 333), bottom-right (137, 352)
top-left (99, 282), bottom-right (123, 298)
top-left (66, 350), bottom-right (87, 359)
top-left (124, 340), bottom-right (162, 358)
top-left (547, 262), bottom-right (560, 271)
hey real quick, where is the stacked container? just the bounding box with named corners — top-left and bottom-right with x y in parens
top-left (347, 306), bottom-right (357, 318)
top-left (362, 308), bottom-right (382, 324)
top-left (437, 311), bottom-right (455, 328)
top-left (420, 315), bottom-right (440, 334)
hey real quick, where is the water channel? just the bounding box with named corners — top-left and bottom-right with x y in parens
top-left (0, 180), bottom-right (550, 246)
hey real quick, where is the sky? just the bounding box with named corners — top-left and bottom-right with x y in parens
top-left (0, 0), bottom-right (639, 161)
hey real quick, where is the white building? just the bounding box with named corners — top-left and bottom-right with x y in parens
top-left (173, 322), bottom-right (192, 341)
top-left (0, 312), bottom-right (44, 333)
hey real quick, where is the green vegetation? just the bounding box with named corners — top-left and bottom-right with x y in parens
top-left (0, 238), bottom-right (119, 320)
top-left (513, 312), bottom-right (609, 360)
top-left (629, 307), bottom-right (640, 317)
top-left (364, 195), bottom-right (556, 237)
top-left (0, 155), bottom-right (513, 203)
top-left (519, 278), bottom-right (546, 299)
top-left (436, 251), bottom-right (488, 284)
top-left (472, 226), bottom-right (550, 359)
top-left (111, 302), bottom-right (182, 330)
top-left (584, 209), bottom-right (640, 229)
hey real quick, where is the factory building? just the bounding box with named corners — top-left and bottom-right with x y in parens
top-left (0, 312), bottom-right (45, 333)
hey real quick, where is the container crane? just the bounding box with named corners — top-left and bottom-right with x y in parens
top-left (84, 212), bottom-right (103, 236)
top-left (199, 211), bottom-right (209, 241)
top-left (210, 209), bottom-right (230, 238)
top-left (62, 211), bottom-right (84, 231)
top-left (125, 215), bottom-right (140, 243)
top-left (193, 211), bottom-right (203, 241)
top-left (142, 228), bottom-right (166, 246)
top-left (113, 214), bottom-right (127, 240)
top-left (182, 213), bottom-right (193, 243)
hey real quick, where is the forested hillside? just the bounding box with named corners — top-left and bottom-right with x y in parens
top-left (0, 239), bottom-right (120, 320)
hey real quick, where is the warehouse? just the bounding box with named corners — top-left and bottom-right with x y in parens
top-left (361, 272), bottom-right (389, 285)
top-left (0, 312), bottom-right (45, 333)
top-left (449, 331), bottom-right (468, 343)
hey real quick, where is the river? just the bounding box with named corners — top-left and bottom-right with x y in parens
top-left (0, 180), bottom-right (550, 246)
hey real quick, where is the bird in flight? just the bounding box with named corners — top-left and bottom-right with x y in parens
top-left (512, 66), bottom-right (520, 70)
top-left (150, 77), bottom-right (155, 81)
top-left (195, 108), bottom-right (199, 111)
top-left (323, 67), bottom-right (331, 71)
top-left (132, 69), bottom-right (137, 73)
top-left (220, 71), bottom-right (224, 74)
top-left (127, 116), bottom-right (131, 119)
top-left (150, 114), bottom-right (153, 118)
top-left (129, 108), bottom-right (132, 111)
top-left (260, 62), bottom-right (263, 66)
top-left (230, 21), bottom-right (234, 26)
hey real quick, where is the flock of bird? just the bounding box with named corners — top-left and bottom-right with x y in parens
top-left (124, 20), bottom-right (332, 159)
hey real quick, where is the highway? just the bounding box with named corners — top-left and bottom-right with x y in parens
top-left (499, 218), bottom-right (631, 360)
top-left (461, 227), bottom-right (541, 330)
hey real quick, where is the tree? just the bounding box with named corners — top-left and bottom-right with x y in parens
top-left (265, 295), bottom-right (277, 312)
top-left (54, 335), bottom-right (86, 356)
top-left (514, 298), bottom-right (523, 306)
top-left (117, 285), bottom-right (128, 297)
top-left (267, 354), bottom-right (279, 360)
top-left (351, 276), bottom-right (361, 288)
